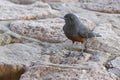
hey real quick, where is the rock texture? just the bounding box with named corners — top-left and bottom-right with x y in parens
top-left (0, 24), bottom-right (43, 45)
top-left (81, 0), bottom-right (120, 13)
top-left (0, 0), bottom-right (58, 20)
top-left (41, 0), bottom-right (69, 2)
top-left (9, 18), bottom-right (66, 43)
top-left (89, 23), bottom-right (120, 54)
top-left (0, 0), bottom-right (120, 80)
top-left (0, 43), bottom-right (42, 65)
top-left (9, 0), bottom-right (37, 4)
top-left (20, 64), bottom-right (117, 80)
top-left (0, 24), bottom-right (25, 45)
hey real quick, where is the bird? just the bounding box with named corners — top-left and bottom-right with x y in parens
top-left (63, 13), bottom-right (101, 56)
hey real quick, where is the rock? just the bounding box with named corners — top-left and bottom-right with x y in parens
top-left (0, 24), bottom-right (21, 45)
top-left (41, 0), bottom-right (69, 11)
top-left (20, 62), bottom-right (118, 80)
top-left (0, 34), bottom-right (13, 45)
top-left (0, 0), bottom-right (58, 20)
top-left (8, 0), bottom-right (36, 4)
top-left (107, 16), bottom-right (120, 36)
top-left (89, 23), bottom-right (120, 55)
top-left (81, 0), bottom-right (120, 13)
top-left (90, 51), bottom-right (111, 64)
top-left (41, 0), bottom-right (69, 2)
top-left (110, 57), bottom-right (120, 70)
top-left (0, 43), bottom-right (43, 66)
top-left (0, 0), bottom-right (120, 80)
top-left (9, 18), bottom-right (66, 43)
top-left (0, 63), bottom-right (25, 80)
top-left (108, 68), bottom-right (120, 77)
top-left (49, 51), bottom-right (91, 64)
top-left (0, 24), bottom-right (42, 45)
top-left (79, 0), bottom-right (93, 3)
top-left (104, 57), bottom-right (120, 77)
top-left (49, 2), bottom-right (67, 11)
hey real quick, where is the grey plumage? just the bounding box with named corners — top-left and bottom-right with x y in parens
top-left (63, 13), bottom-right (101, 39)
top-left (63, 13), bottom-right (101, 56)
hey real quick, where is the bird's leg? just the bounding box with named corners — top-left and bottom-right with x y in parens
top-left (78, 42), bottom-right (85, 57)
top-left (78, 40), bottom-right (88, 57)
top-left (83, 32), bottom-right (89, 52)
top-left (65, 41), bottom-right (74, 57)
top-left (83, 40), bottom-right (88, 52)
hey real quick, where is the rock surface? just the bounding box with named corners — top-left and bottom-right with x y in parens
top-left (9, 18), bottom-right (66, 43)
top-left (0, 0), bottom-right (58, 20)
top-left (89, 23), bottom-right (120, 54)
top-left (20, 63), bottom-right (117, 80)
top-left (41, 0), bottom-right (69, 2)
top-left (0, 24), bottom-right (24, 45)
top-left (8, 0), bottom-right (37, 4)
top-left (104, 57), bottom-right (120, 78)
top-left (0, 0), bottom-right (120, 80)
top-left (81, 0), bottom-right (120, 13)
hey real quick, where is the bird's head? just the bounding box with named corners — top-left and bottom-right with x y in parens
top-left (64, 13), bottom-right (79, 25)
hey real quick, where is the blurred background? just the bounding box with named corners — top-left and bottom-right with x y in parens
top-left (0, 0), bottom-right (120, 80)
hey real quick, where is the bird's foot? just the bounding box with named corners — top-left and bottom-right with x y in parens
top-left (76, 50), bottom-right (85, 59)
top-left (76, 51), bottom-right (85, 59)
top-left (78, 51), bottom-right (84, 57)
top-left (65, 51), bottom-right (72, 57)
top-left (83, 48), bottom-right (87, 52)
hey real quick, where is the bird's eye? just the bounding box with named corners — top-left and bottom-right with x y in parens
top-left (70, 16), bottom-right (73, 19)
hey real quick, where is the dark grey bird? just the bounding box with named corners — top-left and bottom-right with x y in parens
top-left (63, 13), bottom-right (101, 56)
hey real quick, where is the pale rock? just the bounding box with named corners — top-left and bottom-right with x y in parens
top-left (0, 24), bottom-right (41, 45)
top-left (49, 2), bottom-right (67, 11)
top-left (20, 62), bottom-right (118, 80)
top-left (8, 0), bottom-right (36, 4)
top-left (0, 43), bottom-right (43, 66)
top-left (108, 68), bottom-right (120, 77)
top-left (89, 23), bottom-right (120, 54)
top-left (41, 0), bottom-right (69, 2)
top-left (105, 57), bottom-right (120, 77)
top-left (0, 0), bottom-right (58, 20)
top-left (110, 57), bottom-right (120, 70)
top-left (0, 41), bottom-right (92, 66)
top-left (0, 34), bottom-right (12, 45)
top-left (0, 24), bottom-right (21, 45)
top-left (107, 16), bottom-right (120, 36)
top-left (0, 0), bottom-right (15, 6)
top-left (0, 0), bottom-right (120, 80)
top-left (81, 0), bottom-right (120, 13)
top-left (90, 51), bottom-right (111, 64)
top-left (79, 0), bottom-right (93, 3)
top-left (9, 18), bottom-right (66, 43)
top-left (49, 52), bottom-right (91, 64)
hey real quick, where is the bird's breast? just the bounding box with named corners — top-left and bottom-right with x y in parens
top-left (65, 34), bottom-right (87, 43)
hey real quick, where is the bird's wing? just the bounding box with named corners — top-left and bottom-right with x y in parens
top-left (77, 23), bottom-right (90, 38)
top-left (78, 28), bottom-right (101, 38)
top-left (77, 22), bottom-right (102, 38)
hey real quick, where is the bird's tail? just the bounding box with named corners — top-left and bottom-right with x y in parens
top-left (87, 32), bottom-right (102, 38)
top-left (94, 33), bottom-right (102, 37)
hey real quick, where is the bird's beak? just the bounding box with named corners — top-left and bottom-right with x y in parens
top-left (59, 17), bottom-right (64, 19)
